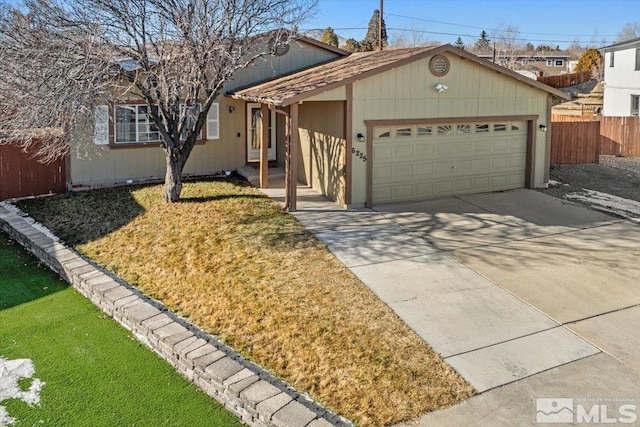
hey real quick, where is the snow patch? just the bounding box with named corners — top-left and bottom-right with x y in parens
top-left (565, 189), bottom-right (640, 222)
top-left (0, 202), bottom-right (58, 242)
top-left (0, 357), bottom-right (45, 427)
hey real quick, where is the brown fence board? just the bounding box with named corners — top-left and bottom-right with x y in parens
top-left (550, 120), bottom-right (600, 165)
top-left (551, 115), bottom-right (640, 158)
top-left (538, 71), bottom-right (592, 89)
top-left (0, 143), bottom-right (67, 200)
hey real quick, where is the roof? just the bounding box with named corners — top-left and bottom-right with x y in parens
top-left (295, 35), bottom-right (349, 56)
top-left (472, 50), bottom-right (571, 59)
top-left (601, 36), bottom-right (640, 52)
top-left (229, 45), bottom-right (570, 106)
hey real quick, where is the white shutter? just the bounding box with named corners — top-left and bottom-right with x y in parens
top-left (206, 103), bottom-right (219, 140)
top-left (93, 105), bottom-right (110, 145)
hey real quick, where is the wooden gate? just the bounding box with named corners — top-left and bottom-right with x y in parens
top-left (0, 143), bottom-right (67, 200)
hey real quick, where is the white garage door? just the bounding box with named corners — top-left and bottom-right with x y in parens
top-left (372, 121), bottom-right (528, 204)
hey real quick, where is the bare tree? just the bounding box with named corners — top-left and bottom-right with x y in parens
top-left (491, 23), bottom-right (525, 70)
top-left (0, 0), bottom-right (316, 202)
top-left (389, 19), bottom-right (432, 48)
top-left (617, 22), bottom-right (640, 42)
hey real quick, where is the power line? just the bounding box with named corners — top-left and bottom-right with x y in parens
top-left (385, 13), bottom-right (618, 38)
top-left (307, 26), bottom-right (603, 45)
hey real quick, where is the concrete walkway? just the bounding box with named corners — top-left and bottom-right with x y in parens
top-left (257, 178), bottom-right (640, 425)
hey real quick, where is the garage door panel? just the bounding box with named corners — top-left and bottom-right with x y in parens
top-left (395, 144), bottom-right (414, 159)
top-left (372, 121), bottom-right (528, 204)
top-left (473, 158), bottom-right (492, 172)
top-left (394, 164), bottom-right (414, 178)
top-left (415, 143), bottom-right (435, 157)
top-left (415, 182), bottom-right (434, 197)
top-left (374, 145), bottom-right (393, 160)
top-left (414, 162), bottom-right (434, 177)
top-left (434, 162), bottom-right (454, 177)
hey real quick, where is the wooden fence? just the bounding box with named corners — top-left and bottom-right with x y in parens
top-left (550, 120), bottom-right (601, 165)
top-left (551, 115), bottom-right (640, 157)
top-left (537, 71), bottom-right (592, 89)
top-left (0, 143), bottom-right (67, 200)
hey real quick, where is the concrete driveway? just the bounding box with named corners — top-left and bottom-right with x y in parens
top-left (263, 183), bottom-right (640, 424)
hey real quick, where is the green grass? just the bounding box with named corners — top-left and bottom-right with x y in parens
top-left (0, 232), bottom-right (243, 427)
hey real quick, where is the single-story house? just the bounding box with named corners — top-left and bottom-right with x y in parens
top-left (230, 45), bottom-right (569, 210)
top-left (601, 36), bottom-right (640, 116)
top-left (75, 41), bottom-right (569, 211)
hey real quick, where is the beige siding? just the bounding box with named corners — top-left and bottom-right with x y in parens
top-left (70, 97), bottom-right (246, 186)
top-left (349, 53), bottom-right (551, 206)
top-left (225, 41), bottom-right (341, 91)
top-left (305, 86), bottom-right (346, 102)
top-left (71, 39), bottom-right (342, 187)
top-left (298, 102), bottom-right (345, 205)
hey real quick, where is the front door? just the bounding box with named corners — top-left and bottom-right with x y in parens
top-left (247, 103), bottom-right (276, 162)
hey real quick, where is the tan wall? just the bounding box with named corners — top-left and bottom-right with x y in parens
top-left (70, 97), bottom-right (246, 186)
top-left (225, 40), bottom-right (341, 92)
top-left (298, 102), bottom-right (345, 205)
top-left (70, 39), bottom-right (342, 187)
top-left (349, 52), bottom-right (551, 206)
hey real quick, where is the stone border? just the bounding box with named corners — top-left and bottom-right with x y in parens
top-left (0, 202), bottom-right (351, 427)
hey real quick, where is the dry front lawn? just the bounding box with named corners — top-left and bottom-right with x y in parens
top-left (18, 179), bottom-right (472, 426)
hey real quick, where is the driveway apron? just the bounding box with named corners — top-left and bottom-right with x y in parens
top-left (282, 188), bottom-right (602, 393)
top-left (259, 183), bottom-right (640, 421)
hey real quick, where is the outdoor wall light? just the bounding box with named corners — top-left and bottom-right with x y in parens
top-left (435, 83), bottom-right (448, 93)
top-left (356, 133), bottom-right (365, 142)
top-left (539, 124), bottom-right (548, 132)
top-left (228, 106), bottom-right (235, 113)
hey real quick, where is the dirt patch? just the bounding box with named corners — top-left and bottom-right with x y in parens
top-left (539, 156), bottom-right (640, 204)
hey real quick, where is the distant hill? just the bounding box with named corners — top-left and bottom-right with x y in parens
top-left (303, 29), bottom-right (347, 48)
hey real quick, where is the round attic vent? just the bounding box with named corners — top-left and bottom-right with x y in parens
top-left (272, 42), bottom-right (290, 56)
top-left (430, 54), bottom-right (450, 77)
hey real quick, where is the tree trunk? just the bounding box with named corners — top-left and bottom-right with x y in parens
top-left (164, 150), bottom-right (185, 203)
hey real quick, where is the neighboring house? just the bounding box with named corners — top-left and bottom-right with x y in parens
top-left (602, 36), bottom-right (640, 116)
top-left (230, 45), bottom-right (569, 209)
top-left (472, 49), bottom-right (572, 76)
top-left (71, 36), bottom-right (347, 187)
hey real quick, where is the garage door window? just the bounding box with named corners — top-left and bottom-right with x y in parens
top-left (493, 123), bottom-right (507, 132)
top-left (377, 128), bottom-right (391, 138)
top-left (417, 126), bottom-right (433, 136)
top-left (437, 125), bottom-right (453, 135)
top-left (396, 127), bottom-right (412, 137)
top-left (475, 124), bottom-right (489, 133)
top-left (456, 124), bottom-right (471, 134)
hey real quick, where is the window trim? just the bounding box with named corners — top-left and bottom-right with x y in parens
top-left (631, 95), bottom-right (640, 116)
top-left (554, 60), bottom-right (564, 67)
top-left (106, 101), bottom-right (214, 149)
top-left (114, 104), bottom-right (162, 144)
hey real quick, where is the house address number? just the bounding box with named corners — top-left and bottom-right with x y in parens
top-left (352, 148), bottom-right (367, 162)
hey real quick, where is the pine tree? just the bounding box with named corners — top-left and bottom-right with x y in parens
top-left (341, 38), bottom-right (360, 53)
top-left (360, 9), bottom-right (387, 51)
top-left (320, 27), bottom-right (339, 47)
top-left (454, 37), bottom-right (465, 50)
top-left (474, 30), bottom-right (490, 51)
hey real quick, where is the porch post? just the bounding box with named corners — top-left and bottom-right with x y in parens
top-left (260, 104), bottom-right (269, 188)
top-left (289, 103), bottom-right (299, 212)
top-left (284, 106), bottom-right (290, 210)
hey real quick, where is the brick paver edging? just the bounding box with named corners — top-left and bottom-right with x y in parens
top-left (0, 202), bottom-right (351, 427)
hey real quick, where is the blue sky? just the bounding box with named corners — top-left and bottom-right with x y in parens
top-left (303, 0), bottom-right (639, 48)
